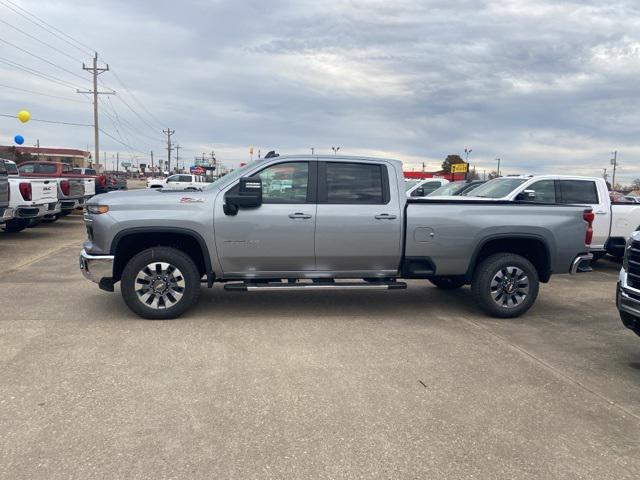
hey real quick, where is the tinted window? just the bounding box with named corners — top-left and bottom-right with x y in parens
top-left (179, 175), bottom-right (192, 182)
top-left (428, 181), bottom-right (465, 197)
top-left (38, 163), bottom-right (57, 174)
top-left (258, 162), bottom-right (308, 203)
top-left (73, 168), bottom-right (82, 174)
top-left (410, 181), bottom-right (442, 197)
top-left (86, 169), bottom-right (96, 175)
top-left (166, 175), bottom-right (180, 182)
top-left (326, 163), bottom-right (384, 204)
top-left (18, 164), bottom-right (35, 174)
top-left (0, 160), bottom-right (6, 175)
top-left (470, 178), bottom-right (528, 198)
top-left (62, 164), bottom-right (72, 173)
top-left (5, 162), bottom-right (18, 175)
top-left (558, 180), bottom-right (598, 204)
top-left (527, 180), bottom-right (556, 203)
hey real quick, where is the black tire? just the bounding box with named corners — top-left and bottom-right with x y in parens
top-left (429, 276), bottom-right (466, 290)
top-left (120, 247), bottom-right (201, 320)
top-left (471, 253), bottom-right (539, 318)
top-left (2, 218), bottom-right (29, 232)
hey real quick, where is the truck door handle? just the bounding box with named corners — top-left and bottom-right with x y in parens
top-left (375, 214), bottom-right (397, 220)
top-left (595, 210), bottom-right (607, 215)
top-left (288, 212), bottom-right (312, 219)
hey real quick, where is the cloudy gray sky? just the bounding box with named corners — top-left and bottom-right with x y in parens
top-left (0, 0), bottom-right (639, 182)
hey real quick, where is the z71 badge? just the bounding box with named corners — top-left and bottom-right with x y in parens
top-left (179, 197), bottom-right (204, 203)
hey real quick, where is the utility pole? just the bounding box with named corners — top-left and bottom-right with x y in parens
top-left (103, 151), bottom-right (106, 173)
top-left (36, 139), bottom-right (40, 161)
top-left (77, 52), bottom-right (114, 173)
top-left (150, 151), bottom-right (154, 176)
top-left (116, 152), bottom-right (119, 173)
top-left (175, 144), bottom-right (181, 172)
top-left (496, 158), bottom-right (501, 177)
top-left (311, 147), bottom-right (315, 155)
top-left (163, 128), bottom-right (175, 174)
top-left (611, 151), bottom-right (618, 190)
top-left (210, 150), bottom-right (217, 171)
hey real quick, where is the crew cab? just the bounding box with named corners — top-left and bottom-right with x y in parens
top-left (465, 175), bottom-right (640, 259)
top-left (0, 159), bottom-right (13, 226)
top-left (147, 174), bottom-right (208, 190)
top-left (405, 178), bottom-right (449, 198)
top-left (18, 161), bottom-right (85, 215)
top-left (80, 155), bottom-right (593, 320)
top-left (3, 160), bottom-right (60, 232)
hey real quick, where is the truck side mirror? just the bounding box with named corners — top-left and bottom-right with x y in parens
top-left (223, 176), bottom-right (263, 215)
top-left (516, 189), bottom-right (536, 201)
top-left (411, 187), bottom-right (425, 197)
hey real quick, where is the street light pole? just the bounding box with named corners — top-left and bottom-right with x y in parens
top-left (332, 146), bottom-right (340, 155)
top-left (464, 148), bottom-right (472, 180)
top-left (611, 151), bottom-right (618, 190)
top-left (496, 158), bottom-right (501, 177)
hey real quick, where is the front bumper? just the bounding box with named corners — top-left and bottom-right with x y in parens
top-left (79, 249), bottom-right (114, 291)
top-left (617, 272), bottom-right (640, 337)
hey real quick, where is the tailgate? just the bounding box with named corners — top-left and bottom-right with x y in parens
top-left (67, 178), bottom-right (84, 197)
top-left (83, 178), bottom-right (96, 196)
top-left (30, 179), bottom-right (58, 203)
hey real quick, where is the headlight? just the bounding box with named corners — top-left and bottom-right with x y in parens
top-left (86, 205), bottom-right (109, 214)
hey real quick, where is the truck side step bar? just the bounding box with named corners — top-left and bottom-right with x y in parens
top-left (224, 280), bottom-right (407, 292)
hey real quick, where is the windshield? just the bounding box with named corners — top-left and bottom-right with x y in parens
top-left (467, 178), bottom-right (528, 198)
top-left (405, 180), bottom-right (420, 191)
top-left (427, 181), bottom-right (464, 197)
top-left (202, 162), bottom-right (258, 191)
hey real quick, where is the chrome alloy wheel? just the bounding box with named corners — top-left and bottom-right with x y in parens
top-left (135, 262), bottom-right (185, 309)
top-left (490, 266), bottom-right (530, 308)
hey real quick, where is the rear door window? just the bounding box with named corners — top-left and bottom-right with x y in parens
top-left (19, 164), bottom-right (35, 174)
top-left (558, 180), bottom-right (599, 204)
top-left (324, 162), bottom-right (386, 204)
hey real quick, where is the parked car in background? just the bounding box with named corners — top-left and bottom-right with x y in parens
top-left (81, 155), bottom-right (593, 320)
top-left (617, 231), bottom-right (640, 337)
top-left (405, 178), bottom-right (449, 198)
top-left (427, 180), bottom-right (485, 197)
top-left (465, 175), bottom-right (640, 259)
top-left (147, 174), bottom-right (208, 190)
top-left (623, 196), bottom-right (640, 204)
top-left (18, 161), bottom-right (84, 215)
top-left (0, 159), bottom-right (14, 226)
top-left (3, 160), bottom-right (60, 232)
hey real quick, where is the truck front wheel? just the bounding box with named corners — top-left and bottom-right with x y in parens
top-left (121, 247), bottom-right (201, 320)
top-left (471, 253), bottom-right (539, 318)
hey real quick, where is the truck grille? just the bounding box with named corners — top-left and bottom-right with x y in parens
top-left (627, 241), bottom-right (640, 289)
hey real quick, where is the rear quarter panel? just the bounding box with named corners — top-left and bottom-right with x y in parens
top-left (405, 201), bottom-right (588, 275)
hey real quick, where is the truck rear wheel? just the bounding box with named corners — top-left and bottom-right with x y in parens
top-left (2, 218), bottom-right (29, 233)
top-left (429, 276), bottom-right (466, 290)
top-left (471, 253), bottom-right (539, 318)
top-left (121, 247), bottom-right (201, 320)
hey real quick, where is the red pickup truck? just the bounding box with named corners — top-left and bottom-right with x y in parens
top-left (17, 161), bottom-right (87, 214)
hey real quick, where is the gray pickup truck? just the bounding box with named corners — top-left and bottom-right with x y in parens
top-left (80, 155), bottom-right (593, 320)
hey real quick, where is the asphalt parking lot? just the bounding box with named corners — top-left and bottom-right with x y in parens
top-left (1, 215), bottom-right (639, 479)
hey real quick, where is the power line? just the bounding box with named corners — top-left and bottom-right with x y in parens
top-left (0, 56), bottom-right (83, 90)
top-left (0, 112), bottom-right (92, 126)
top-left (0, 36), bottom-right (89, 82)
top-left (101, 96), bottom-right (164, 144)
top-left (98, 78), bottom-right (162, 136)
top-left (0, 83), bottom-right (89, 103)
top-left (0, 0), bottom-right (94, 56)
top-left (98, 128), bottom-right (147, 155)
top-left (108, 69), bottom-right (164, 129)
top-left (0, 17), bottom-right (84, 64)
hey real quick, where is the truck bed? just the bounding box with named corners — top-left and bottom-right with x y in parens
top-left (405, 199), bottom-right (590, 276)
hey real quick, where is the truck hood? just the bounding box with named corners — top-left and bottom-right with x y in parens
top-left (90, 187), bottom-right (210, 207)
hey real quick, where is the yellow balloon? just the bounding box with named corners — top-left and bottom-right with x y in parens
top-left (17, 110), bottom-right (30, 123)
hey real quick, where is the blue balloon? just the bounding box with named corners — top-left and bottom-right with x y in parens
top-left (14, 135), bottom-right (24, 145)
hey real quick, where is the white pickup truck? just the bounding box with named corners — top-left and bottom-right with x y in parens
top-left (147, 174), bottom-right (208, 190)
top-left (3, 160), bottom-right (60, 232)
top-left (465, 175), bottom-right (640, 258)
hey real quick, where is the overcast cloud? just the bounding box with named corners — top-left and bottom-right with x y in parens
top-left (0, 0), bottom-right (639, 182)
